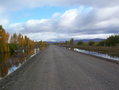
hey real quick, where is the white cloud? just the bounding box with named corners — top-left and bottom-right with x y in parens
top-left (0, 0), bottom-right (119, 11)
top-left (24, 32), bottom-right (114, 41)
top-left (0, 8), bottom-right (9, 26)
top-left (0, 0), bottom-right (119, 41)
top-left (24, 32), bottom-right (57, 41)
top-left (0, 18), bottom-right (9, 26)
top-left (59, 9), bottom-right (79, 28)
top-left (9, 6), bottom-right (119, 41)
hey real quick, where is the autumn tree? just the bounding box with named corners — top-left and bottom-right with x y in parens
top-left (24, 36), bottom-right (34, 49)
top-left (9, 33), bottom-right (19, 52)
top-left (10, 33), bottom-right (18, 44)
top-left (18, 34), bottom-right (25, 49)
top-left (0, 25), bottom-right (9, 53)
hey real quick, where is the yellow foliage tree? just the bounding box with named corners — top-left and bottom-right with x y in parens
top-left (10, 33), bottom-right (18, 44)
top-left (0, 25), bottom-right (9, 53)
top-left (24, 36), bottom-right (34, 49)
top-left (18, 34), bottom-right (24, 49)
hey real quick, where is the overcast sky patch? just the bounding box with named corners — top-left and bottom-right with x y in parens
top-left (0, 0), bottom-right (119, 41)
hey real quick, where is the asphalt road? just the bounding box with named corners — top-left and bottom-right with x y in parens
top-left (1, 45), bottom-right (119, 90)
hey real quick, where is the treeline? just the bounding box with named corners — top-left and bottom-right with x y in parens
top-left (0, 25), bottom-right (47, 53)
top-left (56, 35), bottom-right (119, 47)
top-left (98, 35), bottom-right (119, 46)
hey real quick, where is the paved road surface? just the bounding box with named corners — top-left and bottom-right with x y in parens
top-left (1, 45), bottom-right (119, 90)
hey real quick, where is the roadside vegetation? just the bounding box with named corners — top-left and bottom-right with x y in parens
top-left (0, 25), bottom-right (48, 78)
top-left (58, 35), bottom-right (119, 47)
top-left (0, 25), bottom-right (47, 54)
top-left (55, 35), bottom-right (119, 57)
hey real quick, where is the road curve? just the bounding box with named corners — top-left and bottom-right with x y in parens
top-left (1, 45), bottom-right (119, 90)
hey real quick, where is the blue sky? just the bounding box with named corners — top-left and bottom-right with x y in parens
top-left (10, 6), bottom-right (92, 23)
top-left (10, 6), bottom-right (71, 23)
top-left (0, 0), bottom-right (119, 41)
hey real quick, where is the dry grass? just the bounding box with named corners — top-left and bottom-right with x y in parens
top-left (63, 45), bottom-right (119, 57)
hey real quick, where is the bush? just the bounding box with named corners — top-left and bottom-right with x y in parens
top-left (77, 41), bottom-right (83, 45)
top-left (98, 35), bottom-right (119, 46)
top-left (88, 41), bottom-right (95, 46)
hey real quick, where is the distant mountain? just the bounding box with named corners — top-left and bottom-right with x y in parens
top-left (46, 41), bottom-right (62, 44)
top-left (46, 38), bottom-right (105, 44)
top-left (45, 41), bottom-right (55, 44)
top-left (74, 38), bottom-right (105, 43)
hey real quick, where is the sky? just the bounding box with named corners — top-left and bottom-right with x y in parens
top-left (0, 0), bottom-right (119, 41)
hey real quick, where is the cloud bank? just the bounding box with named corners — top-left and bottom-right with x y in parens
top-left (10, 7), bottom-right (119, 41)
top-left (0, 0), bottom-right (119, 41)
top-left (0, 0), bottom-right (119, 10)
